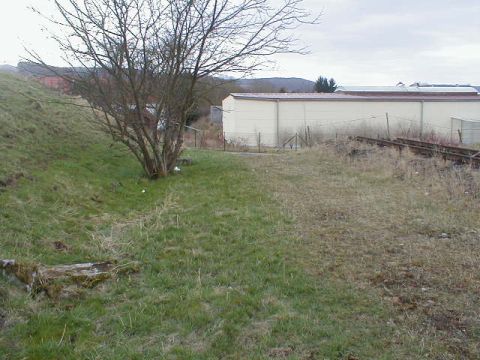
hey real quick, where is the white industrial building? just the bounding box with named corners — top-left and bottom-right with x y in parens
top-left (222, 86), bottom-right (480, 146)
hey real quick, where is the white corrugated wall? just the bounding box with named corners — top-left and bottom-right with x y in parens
top-left (223, 97), bottom-right (277, 146)
top-left (222, 97), bottom-right (480, 146)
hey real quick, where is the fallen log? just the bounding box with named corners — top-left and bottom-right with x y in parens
top-left (1, 259), bottom-right (139, 298)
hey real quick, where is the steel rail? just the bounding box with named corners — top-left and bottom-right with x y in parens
top-left (353, 136), bottom-right (480, 167)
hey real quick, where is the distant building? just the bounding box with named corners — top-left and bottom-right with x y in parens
top-left (335, 85), bottom-right (479, 96)
top-left (223, 86), bottom-right (480, 146)
top-left (37, 76), bottom-right (72, 93)
top-left (210, 106), bottom-right (223, 124)
top-left (410, 82), bottom-right (472, 88)
top-left (17, 62), bottom-right (85, 93)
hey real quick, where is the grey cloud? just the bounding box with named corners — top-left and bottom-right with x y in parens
top-left (257, 0), bottom-right (480, 85)
top-left (2, 0), bottom-right (480, 85)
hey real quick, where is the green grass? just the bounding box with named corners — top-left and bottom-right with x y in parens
top-left (1, 147), bottom-right (407, 359)
top-left (1, 75), bottom-right (417, 359)
top-left (0, 73), bottom-right (104, 181)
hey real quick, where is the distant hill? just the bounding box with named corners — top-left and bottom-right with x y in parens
top-left (0, 64), bottom-right (18, 74)
top-left (235, 77), bottom-right (315, 93)
top-left (17, 61), bottom-right (94, 78)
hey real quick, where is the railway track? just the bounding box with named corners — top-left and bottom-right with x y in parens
top-left (354, 136), bottom-right (480, 167)
top-left (395, 138), bottom-right (480, 158)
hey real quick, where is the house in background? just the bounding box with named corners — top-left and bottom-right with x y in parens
top-left (37, 76), bottom-right (72, 93)
top-left (17, 62), bottom-right (84, 93)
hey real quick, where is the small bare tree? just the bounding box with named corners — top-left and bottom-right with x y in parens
top-left (32, 0), bottom-right (317, 178)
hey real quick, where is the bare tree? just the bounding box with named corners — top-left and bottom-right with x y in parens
top-left (31, 0), bottom-right (318, 178)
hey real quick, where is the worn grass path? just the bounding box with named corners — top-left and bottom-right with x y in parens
top-left (0, 148), bottom-right (421, 359)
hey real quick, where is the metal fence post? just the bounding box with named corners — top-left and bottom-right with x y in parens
top-left (194, 130), bottom-right (197, 148)
top-left (223, 132), bottom-right (226, 151)
top-left (386, 112), bottom-right (391, 139)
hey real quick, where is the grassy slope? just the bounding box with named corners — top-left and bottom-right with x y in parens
top-left (0, 75), bottom-right (419, 359)
top-left (0, 73), bottom-right (106, 181)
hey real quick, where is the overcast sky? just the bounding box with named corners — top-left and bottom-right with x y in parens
top-left (1, 0), bottom-right (479, 86)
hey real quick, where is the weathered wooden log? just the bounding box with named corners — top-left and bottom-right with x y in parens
top-left (1, 259), bottom-right (139, 298)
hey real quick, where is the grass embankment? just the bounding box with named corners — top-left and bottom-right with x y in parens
top-left (250, 145), bottom-right (480, 358)
top-left (1, 75), bottom-right (417, 359)
top-left (0, 73), bottom-right (105, 182)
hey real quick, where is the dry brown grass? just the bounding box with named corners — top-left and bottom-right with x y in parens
top-left (249, 141), bottom-right (480, 359)
top-left (90, 193), bottom-right (180, 256)
top-left (184, 118), bottom-right (224, 149)
top-left (184, 119), bottom-right (270, 152)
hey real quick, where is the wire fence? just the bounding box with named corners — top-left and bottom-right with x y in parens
top-left (183, 129), bottom-right (277, 153)
top-left (185, 112), bottom-right (480, 151)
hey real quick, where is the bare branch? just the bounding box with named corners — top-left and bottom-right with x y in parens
top-left (29, 0), bottom-right (319, 178)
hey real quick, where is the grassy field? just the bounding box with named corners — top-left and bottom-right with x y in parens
top-left (1, 144), bottom-right (412, 359)
top-left (1, 74), bottom-right (477, 359)
top-left (0, 75), bottom-right (413, 359)
top-left (249, 144), bottom-right (480, 359)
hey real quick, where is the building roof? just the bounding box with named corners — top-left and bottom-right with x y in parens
top-left (451, 116), bottom-right (480, 122)
top-left (410, 82), bottom-right (472, 87)
top-left (229, 93), bottom-right (480, 102)
top-left (336, 85), bottom-right (478, 95)
top-left (231, 93), bottom-right (359, 100)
